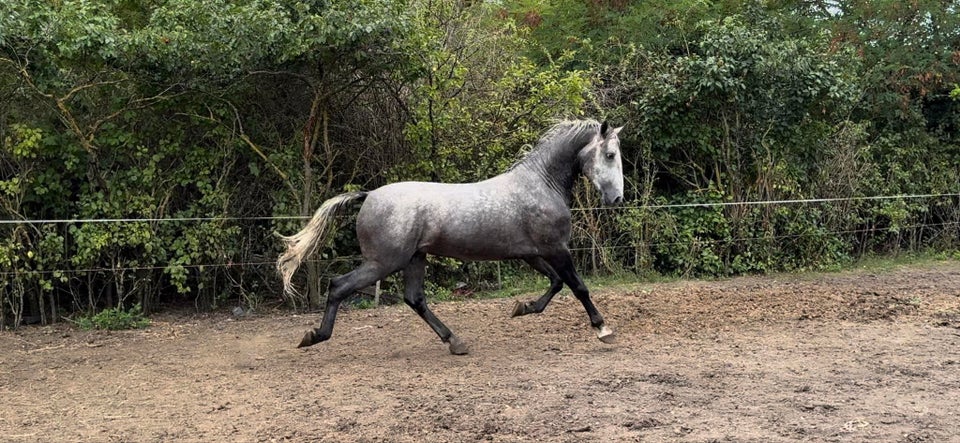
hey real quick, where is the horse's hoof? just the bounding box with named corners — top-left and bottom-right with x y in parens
top-left (297, 330), bottom-right (316, 348)
top-left (448, 335), bottom-right (469, 355)
top-left (595, 325), bottom-right (616, 344)
top-left (510, 301), bottom-right (527, 317)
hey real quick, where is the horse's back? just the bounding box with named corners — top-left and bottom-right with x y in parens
top-left (357, 178), bottom-right (566, 261)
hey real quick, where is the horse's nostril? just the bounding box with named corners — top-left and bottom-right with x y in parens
top-left (614, 196), bottom-right (623, 204)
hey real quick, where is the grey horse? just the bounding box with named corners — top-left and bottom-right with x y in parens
top-left (278, 119), bottom-right (624, 354)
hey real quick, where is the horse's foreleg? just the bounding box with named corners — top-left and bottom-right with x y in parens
top-left (404, 252), bottom-right (468, 355)
top-left (298, 262), bottom-right (387, 348)
top-left (511, 257), bottom-right (564, 317)
top-left (546, 250), bottom-right (616, 344)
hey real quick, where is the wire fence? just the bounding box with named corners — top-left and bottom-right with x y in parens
top-left (1, 193), bottom-right (956, 225)
top-left (2, 193), bottom-right (957, 279)
top-left (0, 257), bottom-right (364, 277)
top-left (574, 192), bottom-right (960, 211)
top-left (568, 221), bottom-right (960, 253)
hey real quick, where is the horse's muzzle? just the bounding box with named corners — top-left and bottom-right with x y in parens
top-left (603, 193), bottom-right (624, 206)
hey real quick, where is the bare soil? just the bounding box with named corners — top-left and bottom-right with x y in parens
top-left (3, 262), bottom-right (960, 443)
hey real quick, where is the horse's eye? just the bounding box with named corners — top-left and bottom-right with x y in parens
top-left (605, 152), bottom-right (616, 160)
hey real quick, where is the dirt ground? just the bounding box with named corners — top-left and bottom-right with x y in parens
top-left (3, 262), bottom-right (960, 443)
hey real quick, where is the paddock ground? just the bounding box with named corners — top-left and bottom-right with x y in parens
top-left (3, 262), bottom-right (960, 442)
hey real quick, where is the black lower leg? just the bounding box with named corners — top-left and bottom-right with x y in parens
top-left (546, 250), bottom-right (614, 343)
top-left (299, 263), bottom-right (385, 348)
top-left (301, 296), bottom-right (341, 347)
top-left (404, 297), bottom-right (454, 342)
top-left (571, 285), bottom-right (605, 329)
top-left (404, 252), bottom-right (467, 354)
top-left (512, 257), bottom-right (564, 317)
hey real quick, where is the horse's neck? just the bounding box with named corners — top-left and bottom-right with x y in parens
top-left (511, 145), bottom-right (581, 206)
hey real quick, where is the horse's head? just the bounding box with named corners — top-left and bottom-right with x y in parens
top-left (579, 121), bottom-right (624, 206)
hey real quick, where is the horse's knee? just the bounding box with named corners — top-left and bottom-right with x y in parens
top-left (571, 285), bottom-right (589, 298)
top-left (550, 281), bottom-right (563, 293)
top-left (404, 295), bottom-right (427, 313)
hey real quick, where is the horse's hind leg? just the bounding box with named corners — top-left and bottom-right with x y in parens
top-left (298, 261), bottom-right (390, 348)
top-left (511, 257), bottom-right (564, 317)
top-left (404, 252), bottom-right (468, 355)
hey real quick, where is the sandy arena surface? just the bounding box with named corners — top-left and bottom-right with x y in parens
top-left (3, 262), bottom-right (960, 442)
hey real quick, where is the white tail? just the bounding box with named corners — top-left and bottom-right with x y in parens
top-left (277, 192), bottom-right (367, 296)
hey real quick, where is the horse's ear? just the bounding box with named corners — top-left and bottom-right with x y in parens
top-left (600, 121), bottom-right (609, 137)
top-left (612, 125), bottom-right (623, 136)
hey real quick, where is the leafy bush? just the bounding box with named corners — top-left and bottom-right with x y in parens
top-left (1, 0), bottom-right (958, 325)
top-left (76, 304), bottom-right (150, 331)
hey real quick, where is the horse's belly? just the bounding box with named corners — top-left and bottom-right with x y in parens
top-left (418, 221), bottom-right (538, 260)
top-left (420, 240), bottom-right (535, 261)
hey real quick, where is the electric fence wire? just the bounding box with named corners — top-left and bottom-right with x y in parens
top-left (3, 221), bottom-right (956, 277)
top-left (1, 193), bottom-right (957, 225)
top-left (1, 192), bottom-right (956, 278)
